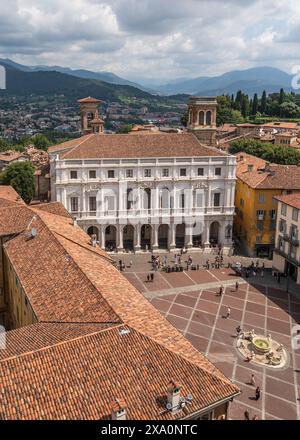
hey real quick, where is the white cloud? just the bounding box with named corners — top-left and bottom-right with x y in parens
top-left (0, 0), bottom-right (299, 82)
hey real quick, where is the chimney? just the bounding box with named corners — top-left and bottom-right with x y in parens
top-left (110, 398), bottom-right (127, 420)
top-left (167, 381), bottom-right (181, 412)
top-left (247, 164), bottom-right (253, 172)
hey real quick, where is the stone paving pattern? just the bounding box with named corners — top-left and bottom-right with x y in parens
top-left (114, 252), bottom-right (300, 420)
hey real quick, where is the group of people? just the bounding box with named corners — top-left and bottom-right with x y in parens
top-left (205, 254), bottom-right (224, 270)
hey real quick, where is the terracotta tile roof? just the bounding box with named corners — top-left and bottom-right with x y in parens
top-left (0, 322), bottom-right (115, 361)
top-left (48, 134), bottom-right (93, 154)
top-left (274, 193), bottom-right (300, 210)
top-left (0, 151), bottom-right (26, 162)
top-left (0, 185), bottom-right (25, 208)
top-left (0, 205), bottom-right (34, 236)
top-left (0, 325), bottom-right (239, 420)
top-left (0, 197), bottom-right (240, 419)
top-left (4, 216), bottom-right (120, 324)
top-left (235, 152), bottom-right (300, 189)
top-left (32, 202), bottom-right (72, 219)
top-left (77, 96), bottom-right (102, 104)
top-left (48, 133), bottom-right (225, 159)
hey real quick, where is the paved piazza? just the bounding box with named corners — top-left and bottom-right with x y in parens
top-left (114, 252), bottom-right (300, 420)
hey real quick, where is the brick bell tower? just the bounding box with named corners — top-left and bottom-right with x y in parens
top-left (187, 96), bottom-right (217, 146)
top-left (77, 96), bottom-right (104, 135)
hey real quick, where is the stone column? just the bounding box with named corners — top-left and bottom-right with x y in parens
top-left (100, 225), bottom-right (106, 250)
top-left (185, 224), bottom-right (194, 249)
top-left (134, 224), bottom-right (141, 252)
top-left (152, 224), bottom-right (159, 250)
top-left (169, 223), bottom-right (176, 250)
top-left (117, 224), bottom-right (124, 252)
top-left (204, 220), bottom-right (211, 251)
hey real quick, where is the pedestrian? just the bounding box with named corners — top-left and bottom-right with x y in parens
top-left (218, 285), bottom-right (223, 296)
top-left (235, 281), bottom-right (239, 291)
top-left (262, 262), bottom-right (265, 270)
top-left (250, 374), bottom-right (255, 386)
top-left (236, 325), bottom-right (242, 336)
top-left (147, 274), bottom-right (150, 282)
top-left (150, 273), bottom-right (154, 282)
top-left (226, 307), bottom-right (231, 319)
top-left (255, 386), bottom-right (261, 401)
top-left (244, 409), bottom-right (250, 420)
top-left (130, 259), bottom-right (133, 268)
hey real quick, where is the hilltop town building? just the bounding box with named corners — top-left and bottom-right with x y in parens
top-left (234, 153), bottom-right (300, 258)
top-left (273, 193), bottom-right (300, 284)
top-left (49, 97), bottom-right (236, 255)
top-left (0, 185), bottom-right (239, 420)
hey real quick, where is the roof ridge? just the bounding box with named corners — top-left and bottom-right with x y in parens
top-left (0, 323), bottom-right (124, 364)
top-left (4, 212), bottom-right (122, 325)
top-left (52, 229), bottom-right (112, 264)
top-left (61, 133), bottom-right (94, 159)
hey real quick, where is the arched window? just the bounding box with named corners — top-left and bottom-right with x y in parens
top-left (199, 111), bottom-right (205, 125)
top-left (206, 111), bottom-right (212, 125)
top-left (160, 187), bottom-right (170, 209)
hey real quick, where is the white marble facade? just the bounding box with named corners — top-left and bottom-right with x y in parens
top-left (50, 153), bottom-right (236, 254)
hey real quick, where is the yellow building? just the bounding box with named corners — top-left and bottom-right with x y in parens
top-left (234, 153), bottom-right (300, 258)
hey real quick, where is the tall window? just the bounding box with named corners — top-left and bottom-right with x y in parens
top-left (281, 203), bottom-right (287, 216)
top-left (89, 197), bottom-right (96, 212)
top-left (89, 170), bottom-right (96, 179)
top-left (215, 167), bottom-right (221, 176)
top-left (259, 194), bottom-right (266, 204)
top-left (180, 168), bottom-right (186, 177)
top-left (70, 170), bottom-right (78, 179)
top-left (108, 170), bottom-right (115, 178)
top-left (213, 193), bottom-right (220, 207)
top-left (70, 197), bottom-right (78, 212)
top-left (144, 169), bottom-right (151, 178)
top-left (198, 168), bottom-right (204, 176)
top-left (206, 111), bottom-right (212, 125)
top-left (126, 169), bottom-right (133, 178)
top-left (292, 208), bottom-right (299, 222)
top-left (162, 168), bottom-right (169, 177)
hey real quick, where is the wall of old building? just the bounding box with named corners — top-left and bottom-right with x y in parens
top-left (3, 251), bottom-right (37, 330)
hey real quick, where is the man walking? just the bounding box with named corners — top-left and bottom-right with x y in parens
top-left (235, 281), bottom-right (239, 291)
top-left (250, 374), bottom-right (255, 386)
top-left (244, 409), bottom-right (250, 420)
top-left (226, 307), bottom-right (231, 319)
top-left (150, 273), bottom-right (154, 282)
top-left (255, 386), bottom-right (261, 401)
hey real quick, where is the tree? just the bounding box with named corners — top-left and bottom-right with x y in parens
top-left (0, 161), bottom-right (35, 204)
top-left (252, 93), bottom-right (258, 115)
top-left (279, 88), bottom-right (285, 105)
top-left (279, 101), bottom-right (300, 118)
top-left (181, 112), bottom-right (188, 127)
top-left (33, 134), bottom-right (50, 151)
top-left (260, 90), bottom-right (267, 114)
top-left (228, 138), bottom-right (300, 165)
top-left (241, 95), bottom-right (250, 118)
top-left (117, 124), bottom-right (133, 134)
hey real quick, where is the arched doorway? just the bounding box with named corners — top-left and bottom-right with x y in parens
top-left (209, 221), bottom-right (220, 246)
top-left (141, 224), bottom-right (152, 250)
top-left (105, 225), bottom-right (117, 251)
top-left (87, 226), bottom-right (99, 240)
top-left (192, 222), bottom-right (202, 247)
top-left (206, 110), bottom-right (212, 125)
top-left (199, 111), bottom-right (205, 125)
top-left (176, 224), bottom-right (185, 248)
top-left (123, 225), bottom-right (134, 250)
top-left (158, 224), bottom-right (169, 249)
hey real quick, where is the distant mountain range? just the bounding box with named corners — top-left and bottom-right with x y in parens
top-left (154, 67), bottom-right (293, 96)
top-left (0, 58), bottom-right (294, 99)
top-left (0, 59), bottom-right (153, 100)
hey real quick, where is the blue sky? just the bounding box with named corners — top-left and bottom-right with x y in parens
top-left (0, 0), bottom-right (299, 82)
